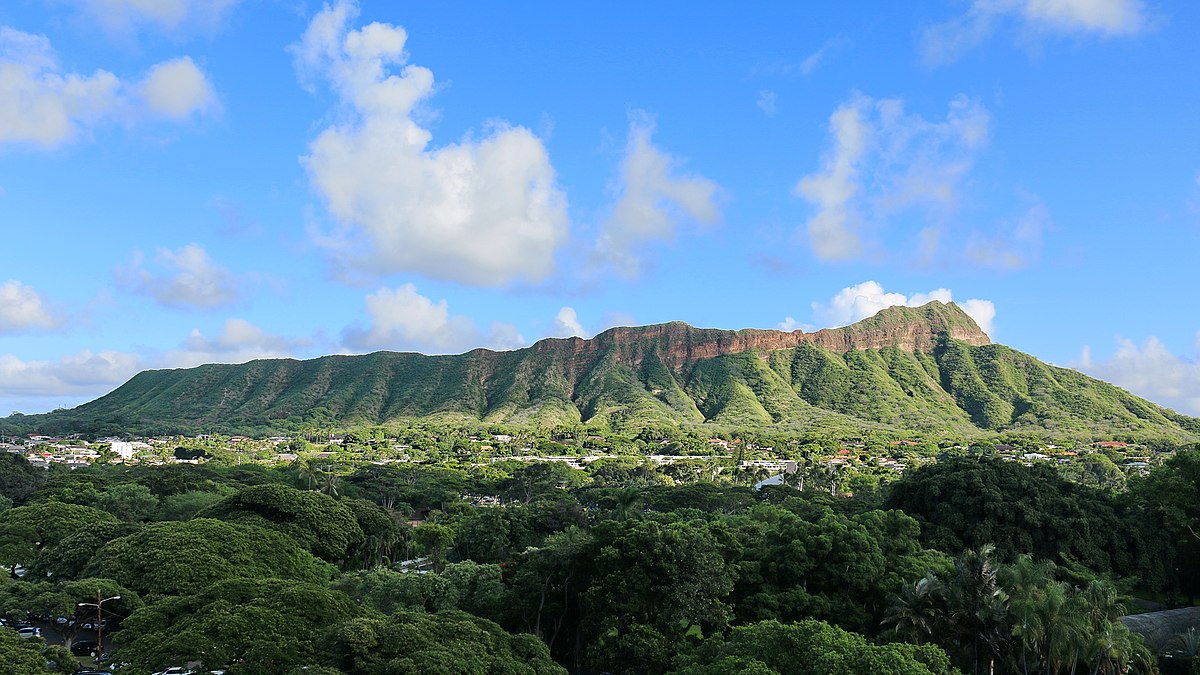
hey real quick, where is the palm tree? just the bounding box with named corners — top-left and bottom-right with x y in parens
top-left (296, 460), bottom-right (323, 490)
top-left (946, 545), bottom-right (1010, 675)
top-left (320, 468), bottom-right (341, 497)
top-left (883, 572), bottom-right (945, 645)
top-left (1004, 555), bottom-right (1055, 675)
top-left (612, 487), bottom-right (643, 521)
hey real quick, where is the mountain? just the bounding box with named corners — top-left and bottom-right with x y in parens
top-left (4, 302), bottom-right (1197, 439)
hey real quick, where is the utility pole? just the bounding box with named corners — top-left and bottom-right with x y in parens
top-left (78, 591), bottom-right (120, 669)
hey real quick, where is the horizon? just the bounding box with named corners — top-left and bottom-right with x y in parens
top-left (1, 1), bottom-right (1197, 416)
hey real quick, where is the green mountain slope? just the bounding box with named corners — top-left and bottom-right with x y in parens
top-left (3, 302), bottom-right (1195, 439)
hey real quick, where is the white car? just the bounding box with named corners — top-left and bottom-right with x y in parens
top-left (17, 626), bottom-right (41, 638)
top-left (152, 668), bottom-right (194, 675)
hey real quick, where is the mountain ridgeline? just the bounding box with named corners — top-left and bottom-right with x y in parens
top-left (7, 302), bottom-right (1198, 439)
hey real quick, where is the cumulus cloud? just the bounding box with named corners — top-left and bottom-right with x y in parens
top-left (551, 307), bottom-right (587, 338)
top-left (777, 316), bottom-right (814, 332)
top-left (342, 284), bottom-right (526, 355)
top-left (0, 27), bottom-right (122, 148)
top-left (0, 280), bottom-right (63, 332)
top-left (296, 0), bottom-right (568, 287)
top-left (117, 244), bottom-right (239, 309)
top-left (595, 115), bottom-right (722, 277)
top-left (1077, 336), bottom-right (1200, 416)
top-left (0, 349), bottom-right (142, 406)
top-left (166, 318), bottom-right (307, 368)
top-left (140, 56), bottom-right (218, 119)
top-left (0, 26), bottom-right (218, 148)
top-left (921, 0), bottom-right (1150, 65)
top-left (795, 92), bottom-right (988, 261)
top-left (72, 0), bottom-right (243, 35)
top-left (811, 280), bottom-right (996, 335)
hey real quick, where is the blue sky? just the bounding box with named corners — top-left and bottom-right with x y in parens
top-left (1, 0), bottom-right (1198, 417)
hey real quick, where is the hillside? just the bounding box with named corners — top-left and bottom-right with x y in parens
top-left (3, 302), bottom-right (1196, 439)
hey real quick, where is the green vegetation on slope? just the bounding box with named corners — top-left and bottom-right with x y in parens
top-left (3, 305), bottom-right (1195, 441)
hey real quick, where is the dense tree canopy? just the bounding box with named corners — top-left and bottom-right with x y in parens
top-left (198, 484), bottom-right (366, 564)
top-left (82, 518), bottom-right (333, 595)
top-left (321, 610), bottom-right (566, 675)
top-left (673, 619), bottom-right (955, 675)
top-left (0, 454), bottom-right (45, 505)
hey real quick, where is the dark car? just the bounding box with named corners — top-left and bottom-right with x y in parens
top-left (72, 640), bottom-right (101, 656)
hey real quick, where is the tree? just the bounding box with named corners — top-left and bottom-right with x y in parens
top-left (672, 619), bottom-right (955, 675)
top-left (0, 626), bottom-right (54, 674)
top-left (82, 519), bottom-right (333, 596)
top-left (197, 483), bottom-right (365, 564)
top-left (0, 502), bottom-right (118, 570)
top-left (0, 454), bottom-right (45, 505)
top-left (321, 610), bottom-right (566, 675)
top-left (95, 482), bottom-right (159, 522)
top-left (584, 518), bottom-right (741, 673)
top-left (115, 578), bottom-right (360, 672)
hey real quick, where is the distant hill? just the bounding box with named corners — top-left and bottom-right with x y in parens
top-left (3, 302), bottom-right (1197, 439)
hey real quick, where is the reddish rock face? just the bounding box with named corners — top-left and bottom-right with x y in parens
top-left (526, 301), bottom-right (991, 373)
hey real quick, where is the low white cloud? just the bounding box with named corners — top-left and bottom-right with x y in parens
top-left (117, 244), bottom-right (239, 309)
top-left (551, 307), bottom-right (587, 338)
top-left (342, 284), bottom-right (526, 355)
top-left (812, 280), bottom-right (995, 335)
top-left (166, 318), bottom-right (307, 368)
top-left (0, 349), bottom-right (142, 401)
top-left (795, 92), bottom-right (988, 261)
top-left (0, 280), bottom-right (63, 332)
top-left (0, 26), bottom-right (218, 149)
top-left (296, 0), bottom-right (568, 287)
top-left (72, 0), bottom-right (243, 35)
top-left (777, 316), bottom-right (814, 332)
top-left (757, 90), bottom-right (777, 117)
top-left (595, 115), bottom-right (722, 277)
top-left (140, 56), bottom-right (218, 120)
top-left (922, 0), bottom-right (1149, 65)
top-left (1077, 336), bottom-right (1200, 416)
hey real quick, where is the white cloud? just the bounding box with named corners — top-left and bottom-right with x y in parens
top-left (0, 280), bottom-right (62, 332)
top-left (812, 280), bottom-right (995, 335)
top-left (140, 57), bottom-right (218, 120)
top-left (551, 307), bottom-right (587, 338)
top-left (595, 115), bottom-right (722, 277)
top-left (1077, 336), bottom-right (1200, 416)
top-left (73, 0), bottom-right (242, 35)
top-left (296, 0), bottom-right (568, 287)
top-left (777, 316), bottom-right (814, 332)
top-left (0, 27), bottom-right (122, 148)
top-left (342, 284), bottom-right (526, 354)
top-left (921, 0), bottom-right (1149, 65)
top-left (118, 244), bottom-right (239, 309)
top-left (166, 318), bottom-right (306, 368)
top-left (757, 90), bottom-right (777, 117)
top-left (0, 349), bottom-right (142, 401)
top-left (0, 26), bottom-right (218, 149)
top-left (795, 93), bottom-right (989, 261)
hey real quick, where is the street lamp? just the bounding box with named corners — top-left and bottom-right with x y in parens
top-left (78, 592), bottom-right (120, 669)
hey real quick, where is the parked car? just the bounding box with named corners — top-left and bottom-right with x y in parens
top-left (17, 626), bottom-right (41, 638)
top-left (72, 640), bottom-right (101, 656)
top-left (81, 618), bottom-right (109, 630)
top-left (151, 668), bottom-right (194, 675)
